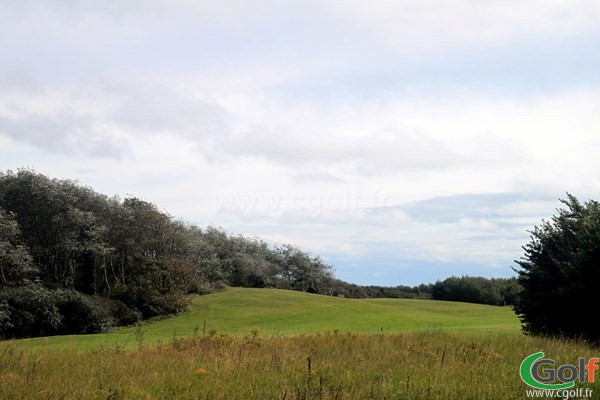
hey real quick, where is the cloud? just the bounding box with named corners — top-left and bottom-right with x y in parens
top-left (213, 191), bottom-right (559, 271)
top-left (397, 193), bottom-right (557, 223)
top-left (226, 127), bottom-right (463, 172)
top-left (0, 77), bottom-right (231, 160)
top-left (458, 218), bottom-right (497, 231)
top-left (0, 110), bottom-right (127, 158)
top-left (326, 0), bottom-right (600, 54)
top-left (209, 95), bottom-right (530, 177)
top-left (0, 68), bottom-right (42, 93)
top-left (2, 0), bottom-right (600, 286)
top-left (108, 81), bottom-right (230, 142)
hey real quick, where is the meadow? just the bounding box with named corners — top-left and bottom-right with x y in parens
top-left (1, 289), bottom-right (598, 399)
top-left (15, 288), bottom-right (520, 350)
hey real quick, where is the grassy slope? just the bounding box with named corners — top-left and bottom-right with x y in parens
top-left (15, 288), bottom-right (520, 350)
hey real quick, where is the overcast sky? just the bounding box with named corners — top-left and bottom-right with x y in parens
top-left (1, 1), bottom-right (599, 285)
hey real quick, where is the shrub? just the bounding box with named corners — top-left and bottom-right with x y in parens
top-left (0, 284), bottom-right (62, 338)
top-left (112, 285), bottom-right (189, 319)
top-left (54, 289), bottom-right (108, 334)
top-left (514, 194), bottom-right (600, 341)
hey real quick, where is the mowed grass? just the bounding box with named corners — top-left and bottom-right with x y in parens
top-left (15, 288), bottom-right (520, 350)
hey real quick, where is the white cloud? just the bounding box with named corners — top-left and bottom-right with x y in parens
top-left (458, 218), bottom-right (497, 230)
top-left (1, 0), bottom-right (599, 284)
top-left (0, 109), bottom-right (128, 158)
top-left (326, 0), bottom-right (600, 54)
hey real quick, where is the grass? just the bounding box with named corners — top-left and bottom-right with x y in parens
top-left (2, 330), bottom-right (599, 399)
top-left (3, 288), bottom-right (596, 399)
top-left (13, 288), bottom-right (520, 350)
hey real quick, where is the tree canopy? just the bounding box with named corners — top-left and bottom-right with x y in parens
top-left (431, 276), bottom-right (520, 306)
top-left (514, 194), bottom-right (600, 341)
top-left (0, 169), bottom-right (338, 338)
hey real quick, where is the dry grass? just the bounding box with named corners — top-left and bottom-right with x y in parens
top-left (2, 329), bottom-right (599, 399)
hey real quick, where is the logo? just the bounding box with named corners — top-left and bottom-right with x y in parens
top-left (520, 352), bottom-right (599, 390)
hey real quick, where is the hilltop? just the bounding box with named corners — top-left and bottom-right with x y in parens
top-left (19, 288), bottom-right (520, 349)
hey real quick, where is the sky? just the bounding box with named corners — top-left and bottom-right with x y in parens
top-left (1, 1), bottom-right (600, 286)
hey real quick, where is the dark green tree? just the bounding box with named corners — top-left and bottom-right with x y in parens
top-left (431, 276), bottom-right (519, 306)
top-left (514, 194), bottom-right (600, 341)
top-left (0, 207), bottom-right (37, 287)
top-left (0, 169), bottom-right (112, 292)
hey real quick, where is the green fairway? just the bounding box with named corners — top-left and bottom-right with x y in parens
top-left (13, 288), bottom-right (520, 350)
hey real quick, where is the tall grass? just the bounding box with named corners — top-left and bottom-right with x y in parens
top-left (2, 329), bottom-right (598, 399)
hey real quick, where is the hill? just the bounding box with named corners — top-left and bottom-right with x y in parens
top-left (0, 169), bottom-right (338, 340)
top-left (17, 288), bottom-right (520, 349)
top-left (0, 169), bottom-right (520, 342)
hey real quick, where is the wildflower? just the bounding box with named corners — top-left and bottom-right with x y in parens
top-left (194, 368), bottom-right (208, 375)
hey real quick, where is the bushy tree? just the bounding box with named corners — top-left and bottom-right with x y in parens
top-left (0, 284), bottom-right (62, 338)
top-left (431, 276), bottom-right (520, 306)
top-left (276, 244), bottom-right (334, 293)
top-left (0, 169), bottom-right (113, 292)
top-left (0, 208), bottom-right (37, 287)
top-left (514, 194), bottom-right (600, 341)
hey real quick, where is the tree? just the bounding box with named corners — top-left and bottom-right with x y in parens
top-left (431, 276), bottom-right (519, 306)
top-left (0, 170), bottom-right (192, 334)
top-left (514, 194), bottom-right (600, 341)
top-left (0, 284), bottom-right (62, 338)
top-left (0, 207), bottom-right (37, 287)
top-left (276, 244), bottom-right (333, 293)
top-left (0, 169), bottom-right (112, 291)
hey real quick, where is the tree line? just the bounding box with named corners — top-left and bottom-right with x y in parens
top-left (0, 169), bottom-right (437, 338)
top-left (431, 276), bottom-right (520, 306)
top-left (0, 169), bottom-right (523, 339)
top-left (0, 169), bottom-right (345, 338)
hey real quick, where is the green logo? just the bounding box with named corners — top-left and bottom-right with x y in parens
top-left (520, 352), bottom-right (576, 390)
